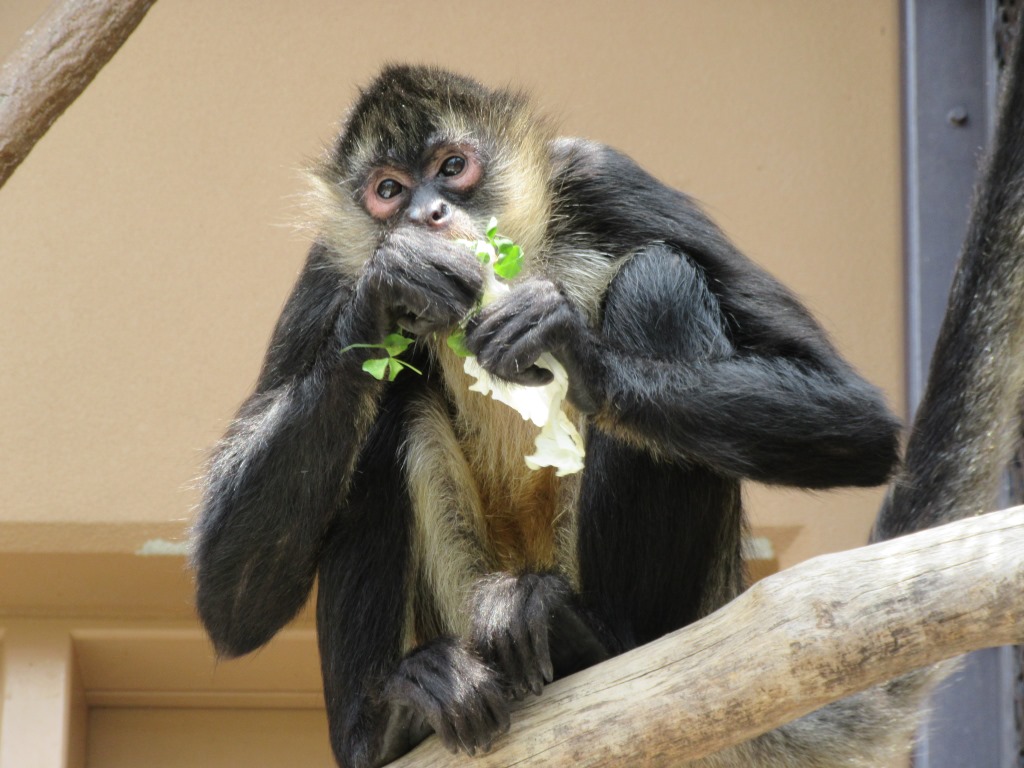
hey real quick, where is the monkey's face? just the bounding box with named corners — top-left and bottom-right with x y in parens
top-left (360, 141), bottom-right (485, 239)
top-left (306, 65), bottom-right (554, 274)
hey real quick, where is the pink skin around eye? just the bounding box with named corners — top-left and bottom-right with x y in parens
top-left (430, 147), bottom-right (483, 192)
top-left (364, 168), bottom-right (414, 220)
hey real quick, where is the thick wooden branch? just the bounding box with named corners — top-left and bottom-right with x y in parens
top-left (391, 506), bottom-right (1024, 766)
top-left (0, 0), bottom-right (156, 189)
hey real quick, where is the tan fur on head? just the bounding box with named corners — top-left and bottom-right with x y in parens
top-left (300, 71), bottom-right (556, 276)
top-left (445, 91), bottom-right (556, 259)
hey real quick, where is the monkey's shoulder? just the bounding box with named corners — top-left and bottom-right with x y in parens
top-left (546, 138), bottom-right (726, 262)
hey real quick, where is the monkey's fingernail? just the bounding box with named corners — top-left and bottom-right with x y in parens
top-left (541, 660), bottom-right (554, 682)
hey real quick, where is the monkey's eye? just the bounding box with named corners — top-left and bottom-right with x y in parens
top-left (439, 156), bottom-right (466, 177)
top-left (376, 178), bottom-right (404, 199)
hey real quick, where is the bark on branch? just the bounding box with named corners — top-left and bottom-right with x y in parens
top-left (390, 505), bottom-right (1024, 766)
top-left (0, 0), bottom-right (156, 189)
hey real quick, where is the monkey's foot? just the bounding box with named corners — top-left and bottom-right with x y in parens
top-left (383, 637), bottom-right (510, 756)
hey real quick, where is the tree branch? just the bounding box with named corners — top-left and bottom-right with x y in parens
top-left (0, 0), bottom-right (157, 189)
top-left (390, 506), bottom-right (1024, 766)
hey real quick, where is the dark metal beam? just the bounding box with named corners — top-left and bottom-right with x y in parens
top-left (901, 1), bottom-right (1020, 764)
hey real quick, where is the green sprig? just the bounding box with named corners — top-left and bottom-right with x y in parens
top-left (473, 216), bottom-right (523, 278)
top-left (445, 218), bottom-right (523, 358)
top-left (340, 332), bottom-right (422, 381)
top-left (446, 330), bottom-right (473, 358)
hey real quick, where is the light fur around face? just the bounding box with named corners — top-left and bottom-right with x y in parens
top-left (302, 161), bottom-right (381, 274)
top-left (304, 76), bottom-right (556, 271)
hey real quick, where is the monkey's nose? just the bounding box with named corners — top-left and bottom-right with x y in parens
top-left (430, 201), bottom-right (450, 226)
top-left (409, 198), bottom-right (451, 229)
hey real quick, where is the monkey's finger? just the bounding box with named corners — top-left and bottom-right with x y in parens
top-left (450, 696), bottom-right (491, 756)
top-left (481, 685), bottom-right (511, 737)
top-left (395, 280), bottom-right (474, 324)
top-left (421, 253), bottom-right (486, 305)
top-left (386, 673), bottom-right (460, 752)
top-left (395, 310), bottom-right (451, 336)
top-left (466, 675), bottom-right (510, 753)
top-left (479, 596), bottom-right (530, 698)
top-left (474, 339), bottom-right (553, 386)
top-left (493, 634), bottom-right (530, 700)
top-left (520, 651), bottom-right (545, 698)
top-left (510, 624), bottom-right (545, 697)
top-left (511, 581), bottom-right (545, 697)
top-left (514, 364), bottom-right (555, 387)
top-left (469, 303), bottom-right (542, 350)
top-left (467, 320), bottom-right (540, 377)
top-left (469, 710), bottom-right (500, 755)
top-left (454, 724), bottom-right (477, 757)
top-left (425, 708), bottom-right (461, 754)
top-left (478, 344), bottom-right (551, 386)
top-left (525, 591), bottom-right (555, 685)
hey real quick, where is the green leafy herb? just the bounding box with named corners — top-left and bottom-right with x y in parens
top-left (493, 241), bottom-right (522, 279)
top-left (381, 332), bottom-right (414, 357)
top-left (444, 218), bottom-right (523, 348)
top-left (341, 332), bottom-right (422, 381)
top-left (361, 357), bottom-right (391, 380)
top-left (446, 330), bottom-right (472, 358)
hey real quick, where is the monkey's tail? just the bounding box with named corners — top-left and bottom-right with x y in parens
top-left (872, 19), bottom-right (1024, 543)
top-left (701, 23), bottom-right (1024, 768)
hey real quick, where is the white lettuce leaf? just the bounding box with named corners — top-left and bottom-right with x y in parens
top-left (461, 269), bottom-right (586, 475)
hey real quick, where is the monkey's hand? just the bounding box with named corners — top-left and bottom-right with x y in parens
top-left (383, 637), bottom-right (510, 757)
top-left (470, 573), bottom-right (611, 698)
top-left (355, 231), bottom-right (485, 339)
top-left (464, 278), bottom-right (605, 413)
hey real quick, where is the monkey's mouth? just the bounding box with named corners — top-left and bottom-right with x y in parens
top-left (395, 309), bottom-right (455, 336)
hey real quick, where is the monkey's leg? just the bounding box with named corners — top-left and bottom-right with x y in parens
top-left (317, 396), bottom-right (509, 766)
top-left (315, 390), bottom-right (418, 768)
top-left (396, 390), bottom-right (516, 757)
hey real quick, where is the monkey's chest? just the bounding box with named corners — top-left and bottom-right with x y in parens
top-left (472, 446), bottom-right (560, 572)
top-left (459, 404), bottom-right (562, 571)
top-left (440, 353), bottom-right (563, 571)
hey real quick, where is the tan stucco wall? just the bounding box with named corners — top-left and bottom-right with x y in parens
top-left (0, 0), bottom-right (903, 567)
top-left (0, 2), bottom-right (904, 765)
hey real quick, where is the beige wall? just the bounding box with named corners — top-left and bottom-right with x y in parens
top-left (0, 1), bottom-right (903, 562)
top-left (0, 1), bottom-right (904, 766)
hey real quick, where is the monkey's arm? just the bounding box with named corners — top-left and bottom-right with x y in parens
top-left (592, 245), bottom-right (899, 488)
top-left (195, 231), bottom-right (484, 651)
top-left (466, 140), bottom-right (899, 488)
top-left (193, 243), bottom-right (386, 657)
top-left (467, 244), bottom-right (898, 490)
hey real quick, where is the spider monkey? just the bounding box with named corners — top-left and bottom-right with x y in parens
top-left (191, 54), bottom-right (1022, 766)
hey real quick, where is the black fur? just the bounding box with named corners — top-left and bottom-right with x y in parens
top-left (543, 146), bottom-right (900, 488)
top-left (316, 380), bottom-right (415, 766)
top-left (193, 65), bottom-right (903, 767)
